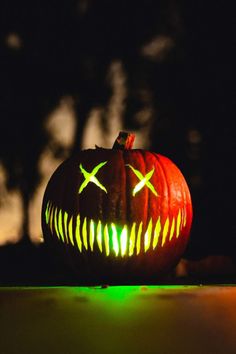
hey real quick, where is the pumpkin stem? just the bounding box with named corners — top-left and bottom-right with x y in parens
top-left (112, 131), bottom-right (135, 150)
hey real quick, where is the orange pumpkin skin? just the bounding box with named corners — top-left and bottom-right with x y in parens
top-left (41, 136), bottom-right (192, 284)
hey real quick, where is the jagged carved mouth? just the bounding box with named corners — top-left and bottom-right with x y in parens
top-left (44, 201), bottom-right (187, 257)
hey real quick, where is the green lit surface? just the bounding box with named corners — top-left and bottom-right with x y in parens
top-left (1, 285), bottom-right (236, 354)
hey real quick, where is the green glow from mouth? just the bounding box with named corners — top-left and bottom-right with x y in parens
top-left (44, 201), bottom-right (186, 257)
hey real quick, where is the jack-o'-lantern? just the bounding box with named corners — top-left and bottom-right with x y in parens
top-left (41, 132), bottom-right (192, 284)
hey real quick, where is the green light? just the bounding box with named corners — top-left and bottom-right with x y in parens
top-left (45, 201), bottom-right (185, 257)
top-left (68, 216), bottom-right (74, 246)
top-left (126, 164), bottom-right (158, 196)
top-left (104, 224), bottom-right (110, 256)
top-left (136, 222), bottom-right (143, 255)
top-left (75, 214), bottom-right (82, 251)
top-left (129, 222), bottom-right (136, 256)
top-left (176, 210), bottom-right (181, 238)
top-left (169, 217), bottom-right (175, 241)
top-left (111, 223), bottom-right (119, 256)
top-left (82, 217), bottom-right (88, 250)
top-left (54, 207), bottom-right (60, 240)
top-left (162, 217), bottom-right (169, 246)
top-left (183, 208), bottom-right (187, 227)
top-left (79, 161), bottom-right (108, 194)
top-left (153, 216), bottom-right (161, 249)
top-left (64, 211), bottom-right (69, 244)
top-left (97, 221), bottom-right (102, 252)
top-left (120, 225), bottom-right (128, 256)
top-left (144, 218), bottom-right (152, 252)
top-left (58, 209), bottom-right (64, 242)
top-left (45, 201), bottom-right (50, 224)
top-left (89, 219), bottom-right (95, 251)
top-left (49, 205), bottom-right (54, 234)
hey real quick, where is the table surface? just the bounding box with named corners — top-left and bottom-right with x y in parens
top-left (1, 285), bottom-right (236, 354)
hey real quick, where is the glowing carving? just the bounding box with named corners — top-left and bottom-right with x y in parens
top-left (144, 218), bottom-right (152, 252)
top-left (45, 201), bottom-right (186, 257)
top-left (63, 211), bottom-right (69, 243)
top-left (75, 214), bottom-right (82, 251)
top-left (68, 216), bottom-right (74, 246)
top-left (126, 165), bottom-right (158, 196)
top-left (97, 221), bottom-right (102, 252)
top-left (45, 201), bottom-right (50, 224)
top-left (176, 210), bottom-right (181, 238)
top-left (136, 222), bottom-right (143, 255)
top-left (111, 223), bottom-right (119, 256)
top-left (104, 224), bottom-right (110, 256)
top-left (120, 225), bottom-right (128, 257)
top-left (79, 161), bottom-right (108, 194)
top-left (82, 217), bottom-right (88, 250)
top-left (162, 217), bottom-right (169, 246)
top-left (54, 207), bottom-right (60, 240)
top-left (129, 223), bottom-right (136, 256)
top-left (169, 218), bottom-right (175, 241)
top-left (89, 220), bottom-right (95, 251)
top-left (50, 205), bottom-right (54, 234)
top-left (153, 216), bottom-right (161, 249)
top-left (58, 209), bottom-right (64, 242)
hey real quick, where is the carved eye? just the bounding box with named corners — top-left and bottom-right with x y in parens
top-left (126, 164), bottom-right (158, 196)
top-left (79, 161), bottom-right (108, 194)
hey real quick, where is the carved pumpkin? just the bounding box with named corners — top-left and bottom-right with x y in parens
top-left (41, 132), bottom-right (192, 283)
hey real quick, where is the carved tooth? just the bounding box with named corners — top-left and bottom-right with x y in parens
top-left (183, 208), bottom-right (187, 227)
top-left (54, 207), bottom-right (60, 240)
top-left (75, 214), bottom-right (82, 251)
top-left (64, 211), bottom-right (69, 244)
top-left (153, 217), bottom-right (161, 249)
top-left (58, 209), bottom-right (64, 242)
top-left (82, 217), bottom-right (88, 250)
top-left (129, 222), bottom-right (136, 256)
top-left (89, 219), bottom-right (95, 251)
top-left (136, 221), bottom-right (143, 255)
top-left (169, 217), bottom-right (175, 241)
top-left (120, 225), bottom-right (128, 257)
top-left (45, 201), bottom-right (50, 224)
top-left (176, 209), bottom-right (181, 238)
top-left (162, 217), bottom-right (169, 246)
top-left (97, 221), bottom-right (102, 253)
top-left (49, 205), bottom-right (54, 234)
top-left (104, 224), bottom-right (110, 256)
top-left (111, 223), bottom-right (119, 256)
top-left (68, 216), bottom-right (74, 246)
top-left (144, 218), bottom-right (153, 252)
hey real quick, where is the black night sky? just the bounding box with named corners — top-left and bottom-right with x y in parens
top-left (0, 0), bottom-right (235, 284)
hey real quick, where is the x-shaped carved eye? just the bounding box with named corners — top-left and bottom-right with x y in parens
top-left (79, 161), bottom-right (108, 194)
top-left (126, 164), bottom-right (158, 196)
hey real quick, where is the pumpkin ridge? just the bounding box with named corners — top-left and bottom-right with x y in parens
top-left (154, 153), bottom-right (170, 245)
top-left (140, 150), bottom-right (152, 252)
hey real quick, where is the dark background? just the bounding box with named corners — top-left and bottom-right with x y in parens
top-left (0, 0), bottom-right (235, 284)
